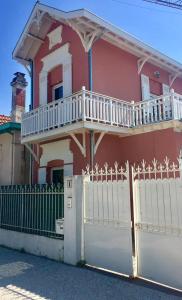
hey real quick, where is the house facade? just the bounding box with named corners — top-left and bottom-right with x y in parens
top-left (13, 2), bottom-right (182, 184)
top-left (0, 72), bottom-right (30, 185)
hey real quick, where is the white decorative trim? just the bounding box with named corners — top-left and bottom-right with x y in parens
top-left (47, 25), bottom-right (63, 50)
top-left (39, 43), bottom-right (72, 104)
top-left (70, 132), bottom-right (86, 157)
top-left (24, 143), bottom-right (39, 163)
top-left (67, 20), bottom-right (104, 52)
top-left (82, 161), bottom-right (129, 181)
top-left (94, 132), bottom-right (105, 155)
top-left (169, 72), bottom-right (181, 87)
top-left (137, 56), bottom-right (150, 74)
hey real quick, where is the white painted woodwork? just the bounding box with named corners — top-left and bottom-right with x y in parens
top-left (162, 83), bottom-right (170, 94)
top-left (39, 43), bottom-right (72, 105)
top-left (82, 162), bottom-right (133, 276)
top-left (47, 25), bottom-right (62, 49)
top-left (40, 139), bottom-right (73, 170)
top-left (141, 74), bottom-right (150, 101)
top-left (132, 157), bottom-right (182, 290)
top-left (21, 89), bottom-right (182, 140)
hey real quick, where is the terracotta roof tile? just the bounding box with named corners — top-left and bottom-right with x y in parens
top-left (0, 115), bottom-right (11, 125)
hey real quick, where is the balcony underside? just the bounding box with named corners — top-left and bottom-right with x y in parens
top-left (21, 119), bottom-right (182, 144)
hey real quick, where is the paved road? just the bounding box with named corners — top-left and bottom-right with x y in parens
top-left (0, 246), bottom-right (181, 300)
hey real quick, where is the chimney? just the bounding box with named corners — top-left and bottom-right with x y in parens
top-left (10, 72), bottom-right (28, 123)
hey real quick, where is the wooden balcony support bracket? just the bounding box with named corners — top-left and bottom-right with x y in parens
top-left (169, 72), bottom-right (181, 87)
top-left (70, 132), bottom-right (86, 157)
top-left (94, 132), bottom-right (105, 155)
top-left (137, 55), bottom-right (150, 74)
top-left (67, 19), bottom-right (105, 52)
top-left (24, 143), bottom-right (40, 164)
top-left (26, 33), bottom-right (44, 44)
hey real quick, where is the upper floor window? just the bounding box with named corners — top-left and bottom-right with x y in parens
top-left (52, 82), bottom-right (63, 101)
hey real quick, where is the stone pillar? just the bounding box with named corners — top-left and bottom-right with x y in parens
top-left (64, 176), bottom-right (83, 265)
top-left (10, 72), bottom-right (28, 122)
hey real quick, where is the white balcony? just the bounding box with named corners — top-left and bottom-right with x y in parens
top-left (21, 88), bottom-right (182, 143)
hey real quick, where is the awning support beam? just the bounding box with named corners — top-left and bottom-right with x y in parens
top-left (70, 132), bottom-right (86, 157)
top-left (169, 72), bottom-right (181, 87)
top-left (137, 56), bottom-right (150, 74)
top-left (24, 143), bottom-right (39, 163)
top-left (94, 132), bottom-right (105, 155)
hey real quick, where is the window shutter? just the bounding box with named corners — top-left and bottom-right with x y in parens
top-left (141, 74), bottom-right (150, 101)
top-left (162, 83), bottom-right (170, 95)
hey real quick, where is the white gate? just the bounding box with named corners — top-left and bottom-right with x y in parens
top-left (82, 162), bottom-right (133, 276)
top-left (133, 157), bottom-right (182, 290)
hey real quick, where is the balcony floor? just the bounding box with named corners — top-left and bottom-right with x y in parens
top-left (21, 119), bottom-right (182, 144)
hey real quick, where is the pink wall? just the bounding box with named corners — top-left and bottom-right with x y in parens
top-left (33, 22), bottom-right (182, 108)
top-left (33, 22), bottom-right (89, 108)
top-left (94, 129), bottom-right (182, 169)
top-left (33, 128), bottom-right (182, 182)
top-left (92, 39), bottom-right (141, 101)
top-left (92, 39), bottom-right (182, 102)
top-left (48, 65), bottom-right (62, 102)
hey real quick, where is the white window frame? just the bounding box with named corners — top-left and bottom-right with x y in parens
top-left (52, 82), bottom-right (64, 101)
top-left (51, 167), bottom-right (64, 184)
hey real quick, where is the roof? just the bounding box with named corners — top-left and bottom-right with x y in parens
top-left (0, 115), bottom-right (11, 125)
top-left (13, 2), bottom-right (182, 76)
top-left (0, 122), bottom-right (21, 135)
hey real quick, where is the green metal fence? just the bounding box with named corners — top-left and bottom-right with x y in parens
top-left (0, 184), bottom-right (64, 238)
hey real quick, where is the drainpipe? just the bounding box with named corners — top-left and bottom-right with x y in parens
top-left (88, 48), bottom-right (93, 91)
top-left (88, 48), bottom-right (94, 167)
top-left (29, 60), bottom-right (33, 184)
top-left (30, 60), bottom-right (34, 110)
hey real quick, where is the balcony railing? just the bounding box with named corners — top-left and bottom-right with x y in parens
top-left (21, 88), bottom-right (182, 139)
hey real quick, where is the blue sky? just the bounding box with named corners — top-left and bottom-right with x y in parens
top-left (1, 0), bottom-right (182, 115)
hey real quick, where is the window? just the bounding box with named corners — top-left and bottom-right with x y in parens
top-left (52, 83), bottom-right (63, 101)
top-left (51, 168), bottom-right (64, 185)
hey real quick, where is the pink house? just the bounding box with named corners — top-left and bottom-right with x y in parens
top-left (13, 2), bottom-right (182, 184)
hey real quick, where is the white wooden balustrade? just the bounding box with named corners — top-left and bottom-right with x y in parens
top-left (21, 88), bottom-right (182, 138)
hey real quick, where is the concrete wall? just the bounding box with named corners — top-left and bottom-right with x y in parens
top-left (0, 133), bottom-right (12, 185)
top-left (0, 228), bottom-right (64, 261)
top-left (0, 131), bottom-right (29, 185)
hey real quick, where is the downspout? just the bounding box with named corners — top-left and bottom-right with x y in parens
top-left (88, 48), bottom-right (94, 167)
top-left (29, 60), bottom-right (33, 184)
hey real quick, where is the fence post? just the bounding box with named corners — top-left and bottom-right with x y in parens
top-left (130, 164), bottom-right (138, 278)
top-left (64, 176), bottom-right (84, 265)
top-left (179, 150), bottom-right (182, 180)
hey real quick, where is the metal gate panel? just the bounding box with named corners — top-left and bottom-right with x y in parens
top-left (133, 158), bottom-right (182, 290)
top-left (82, 162), bottom-right (133, 276)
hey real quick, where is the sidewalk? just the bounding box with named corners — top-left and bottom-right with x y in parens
top-left (0, 246), bottom-right (181, 300)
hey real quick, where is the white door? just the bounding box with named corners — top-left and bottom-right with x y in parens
top-left (141, 74), bottom-right (153, 122)
top-left (162, 83), bottom-right (171, 119)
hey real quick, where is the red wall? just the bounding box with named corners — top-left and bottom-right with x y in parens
top-left (33, 22), bottom-right (89, 108)
top-left (92, 39), bottom-right (182, 101)
top-left (48, 65), bottom-right (62, 102)
top-left (32, 22), bottom-right (182, 181)
top-left (93, 129), bottom-right (182, 170)
top-left (34, 22), bottom-right (182, 107)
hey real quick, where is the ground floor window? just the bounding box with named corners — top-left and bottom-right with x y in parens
top-left (51, 168), bottom-right (64, 185)
top-left (52, 82), bottom-right (63, 100)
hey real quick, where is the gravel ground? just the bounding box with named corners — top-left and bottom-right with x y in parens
top-left (0, 246), bottom-right (181, 300)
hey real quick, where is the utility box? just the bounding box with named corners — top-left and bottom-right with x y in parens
top-left (56, 218), bottom-right (64, 235)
